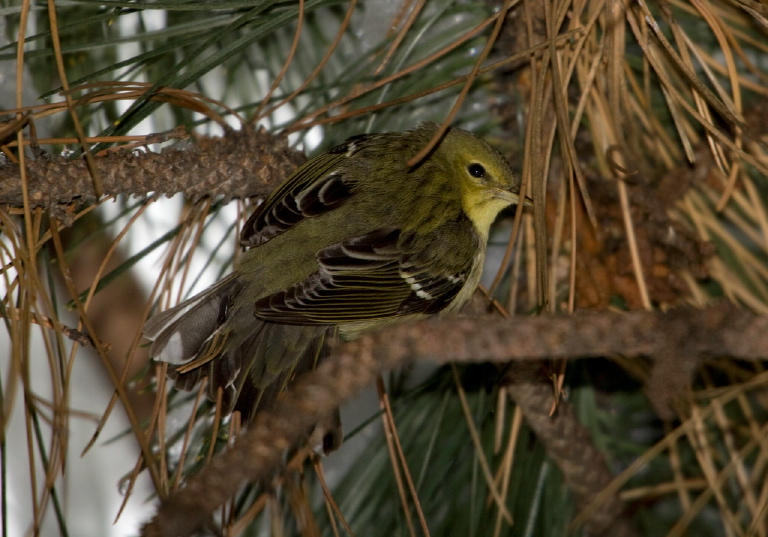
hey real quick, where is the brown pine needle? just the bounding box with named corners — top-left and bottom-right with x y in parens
top-left (451, 365), bottom-right (513, 525)
top-left (375, 375), bottom-right (424, 537)
top-left (313, 457), bottom-right (356, 537)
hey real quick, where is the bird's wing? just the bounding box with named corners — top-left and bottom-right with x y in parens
top-left (240, 134), bottom-right (376, 247)
top-left (253, 221), bottom-right (480, 325)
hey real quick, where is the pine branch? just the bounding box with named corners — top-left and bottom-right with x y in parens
top-left (338, 302), bottom-right (764, 362)
top-left (141, 302), bottom-right (765, 537)
top-left (0, 127), bottom-right (306, 223)
top-left (503, 362), bottom-right (637, 537)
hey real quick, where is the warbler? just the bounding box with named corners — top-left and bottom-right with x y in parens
top-left (144, 122), bottom-right (526, 434)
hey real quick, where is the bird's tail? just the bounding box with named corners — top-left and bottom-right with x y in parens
top-left (143, 274), bottom-right (242, 367)
top-left (143, 276), bottom-right (333, 430)
top-left (144, 274), bottom-right (247, 410)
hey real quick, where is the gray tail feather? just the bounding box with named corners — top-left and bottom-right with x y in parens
top-left (165, 321), bottom-right (330, 420)
top-left (143, 274), bottom-right (241, 366)
top-left (145, 277), bottom-right (335, 431)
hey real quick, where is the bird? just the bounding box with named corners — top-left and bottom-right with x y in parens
top-left (143, 122), bottom-right (526, 448)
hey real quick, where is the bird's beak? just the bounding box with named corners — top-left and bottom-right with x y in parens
top-left (495, 189), bottom-right (534, 208)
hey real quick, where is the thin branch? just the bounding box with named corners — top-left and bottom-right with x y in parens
top-left (336, 303), bottom-right (766, 364)
top-left (140, 302), bottom-right (765, 537)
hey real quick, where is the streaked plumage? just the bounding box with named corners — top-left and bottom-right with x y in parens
top-left (144, 122), bottom-right (524, 440)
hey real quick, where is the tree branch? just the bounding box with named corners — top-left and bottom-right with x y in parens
top-left (141, 302), bottom-right (765, 537)
top-left (334, 302), bottom-right (764, 363)
top-left (0, 127), bottom-right (306, 223)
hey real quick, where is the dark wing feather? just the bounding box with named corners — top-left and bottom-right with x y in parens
top-left (398, 257), bottom-right (467, 315)
top-left (240, 135), bottom-right (376, 247)
top-left (253, 226), bottom-right (475, 325)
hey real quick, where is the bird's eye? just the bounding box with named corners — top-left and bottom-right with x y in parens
top-left (468, 163), bottom-right (486, 178)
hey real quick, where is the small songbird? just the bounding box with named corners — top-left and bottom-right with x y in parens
top-left (143, 122), bottom-right (526, 443)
